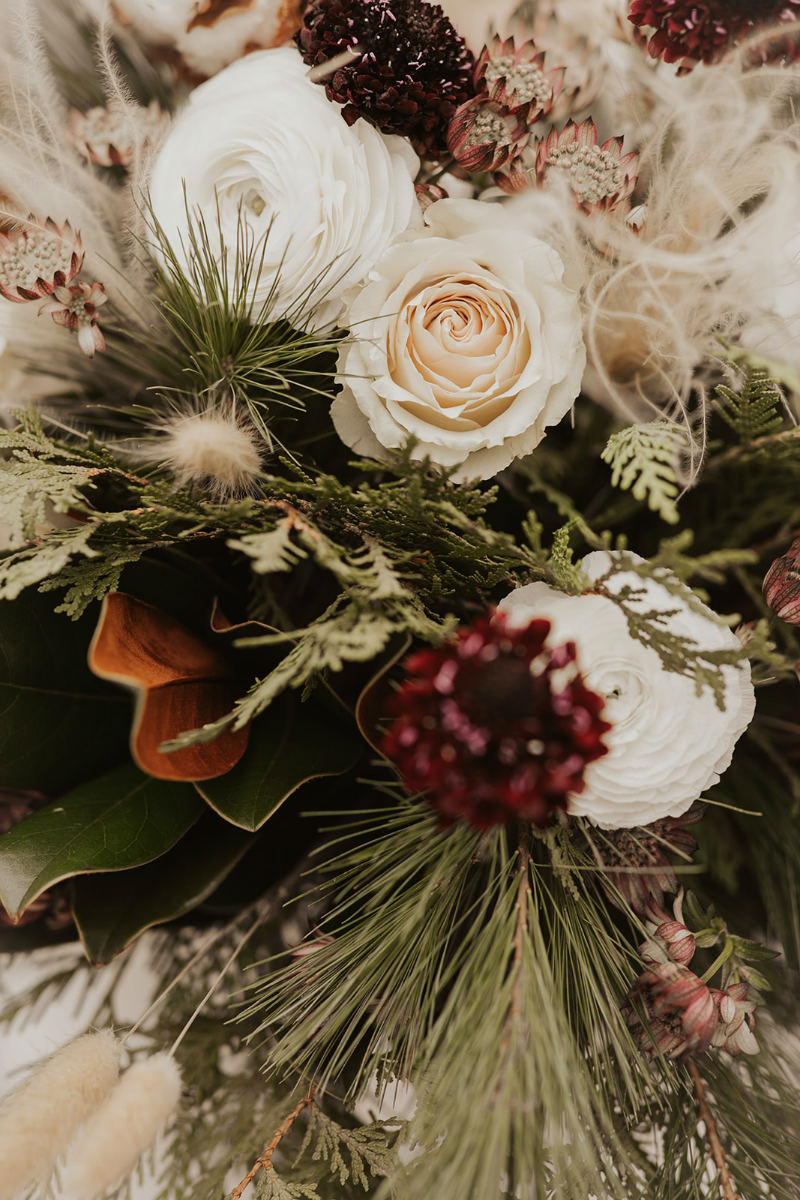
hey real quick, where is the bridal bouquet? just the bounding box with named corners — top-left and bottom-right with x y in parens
top-left (2, 2), bottom-right (800, 1198)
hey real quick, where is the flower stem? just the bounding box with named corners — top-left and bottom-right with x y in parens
top-left (229, 1086), bottom-right (317, 1200)
top-left (687, 1059), bottom-right (741, 1200)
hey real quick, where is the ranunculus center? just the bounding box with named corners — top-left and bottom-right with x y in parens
top-left (587, 661), bottom-right (650, 729)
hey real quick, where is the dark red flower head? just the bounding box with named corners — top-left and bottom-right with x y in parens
top-left (295, 0), bottom-right (476, 159)
top-left (381, 612), bottom-right (611, 830)
top-left (628, 0), bottom-right (800, 69)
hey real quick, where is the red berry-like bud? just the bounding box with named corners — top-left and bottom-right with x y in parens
top-left (381, 611), bottom-right (611, 831)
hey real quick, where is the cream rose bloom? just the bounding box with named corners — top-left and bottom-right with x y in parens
top-left (498, 551), bottom-right (756, 830)
top-left (332, 199), bottom-right (585, 481)
top-left (148, 47), bottom-right (419, 330)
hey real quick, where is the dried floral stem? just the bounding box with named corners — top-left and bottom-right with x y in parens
top-left (229, 1087), bottom-right (318, 1200)
top-left (687, 1058), bottom-right (741, 1200)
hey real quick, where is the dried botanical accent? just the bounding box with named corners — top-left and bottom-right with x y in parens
top-left (381, 612), bottom-right (611, 830)
top-left (474, 36), bottom-right (565, 117)
top-left (446, 96), bottom-right (530, 172)
top-left (88, 593), bottom-right (251, 781)
top-left (586, 806), bottom-right (703, 913)
top-left (39, 280), bottom-right (108, 357)
top-left (0, 1032), bottom-right (120, 1200)
top-left (151, 407), bottom-right (264, 498)
top-left (295, 0), bottom-right (476, 158)
top-left (711, 984), bottom-right (759, 1055)
top-left (229, 1087), bottom-right (317, 1200)
top-left (686, 1059), bottom-right (743, 1200)
top-left (763, 536), bottom-right (800, 623)
top-left (0, 219), bottom-right (83, 302)
top-left (534, 118), bottom-right (638, 213)
top-left (66, 101), bottom-right (167, 168)
top-left (641, 892), bottom-right (697, 967)
top-left (627, 960), bottom-right (718, 1059)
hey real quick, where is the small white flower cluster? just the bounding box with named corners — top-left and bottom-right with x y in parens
top-left (0, 1031), bottom-right (181, 1200)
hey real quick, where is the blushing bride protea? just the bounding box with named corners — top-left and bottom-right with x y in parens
top-left (498, 551), bottom-right (756, 830)
top-left (147, 46), bottom-right (419, 331)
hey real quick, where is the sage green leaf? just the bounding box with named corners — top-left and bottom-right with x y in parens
top-left (196, 696), bottom-right (361, 832)
top-left (0, 592), bottom-right (131, 792)
top-left (0, 764), bottom-right (203, 920)
top-left (72, 814), bottom-right (255, 963)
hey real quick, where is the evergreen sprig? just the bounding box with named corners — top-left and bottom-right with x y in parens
top-left (601, 421), bottom-right (687, 525)
top-left (715, 364), bottom-right (786, 443)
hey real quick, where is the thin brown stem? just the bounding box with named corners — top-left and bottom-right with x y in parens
top-left (494, 828), bottom-right (532, 1097)
top-left (229, 1086), bottom-right (317, 1200)
top-left (687, 1059), bottom-right (741, 1200)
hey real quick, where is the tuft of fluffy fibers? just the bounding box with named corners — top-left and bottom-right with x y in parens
top-left (62, 1054), bottom-right (182, 1200)
top-left (153, 408), bottom-right (264, 497)
top-left (0, 1030), bottom-right (120, 1200)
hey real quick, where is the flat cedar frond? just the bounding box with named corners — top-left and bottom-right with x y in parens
top-left (601, 421), bottom-right (687, 525)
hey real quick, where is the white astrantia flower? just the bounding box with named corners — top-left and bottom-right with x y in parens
top-left (498, 551), bottom-right (756, 830)
top-left (148, 47), bottom-right (419, 331)
top-left (332, 198), bottom-right (585, 482)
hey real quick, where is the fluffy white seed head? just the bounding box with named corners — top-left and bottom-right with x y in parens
top-left (155, 409), bottom-right (264, 497)
top-left (0, 1030), bottom-right (120, 1200)
top-left (62, 1053), bottom-right (182, 1200)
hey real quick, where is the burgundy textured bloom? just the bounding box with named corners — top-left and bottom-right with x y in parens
top-left (628, 0), bottom-right (800, 69)
top-left (295, 0), bottom-right (476, 159)
top-left (381, 612), bottom-right (611, 830)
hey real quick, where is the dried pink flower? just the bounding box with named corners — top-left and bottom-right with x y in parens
top-left (640, 892), bottom-right (697, 967)
top-left (763, 537), bottom-right (800, 624)
top-left (66, 101), bottom-right (167, 168)
top-left (534, 118), bottom-right (638, 214)
top-left (40, 281), bottom-right (108, 357)
top-left (447, 96), bottom-right (531, 173)
top-left (711, 983), bottom-right (759, 1055)
top-left (628, 961), bottom-right (718, 1060)
top-left (474, 36), bottom-right (565, 118)
top-left (0, 220), bottom-right (83, 302)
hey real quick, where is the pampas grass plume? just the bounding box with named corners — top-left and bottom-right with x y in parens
top-left (0, 1030), bottom-right (120, 1200)
top-left (154, 408), bottom-right (264, 497)
top-left (62, 1053), bottom-right (182, 1200)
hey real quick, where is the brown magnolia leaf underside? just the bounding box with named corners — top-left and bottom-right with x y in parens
top-left (89, 593), bottom-right (249, 782)
top-left (187, 0), bottom-right (256, 31)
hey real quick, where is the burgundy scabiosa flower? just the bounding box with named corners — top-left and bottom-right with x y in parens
top-left (295, 0), bottom-right (476, 159)
top-left (628, 0), bottom-right (800, 69)
top-left (381, 612), bottom-right (611, 830)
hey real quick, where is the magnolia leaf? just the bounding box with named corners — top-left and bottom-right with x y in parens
top-left (0, 763), bottom-right (203, 920)
top-left (88, 593), bottom-right (250, 781)
top-left (196, 695), bottom-right (362, 831)
top-left (0, 592), bottom-right (131, 793)
top-left (72, 813), bottom-right (255, 963)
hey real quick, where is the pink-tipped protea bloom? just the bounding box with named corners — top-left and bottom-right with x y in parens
top-left (763, 537), bottom-right (800, 624)
top-left (640, 892), bottom-right (697, 968)
top-left (40, 281), bottom-right (108, 357)
top-left (66, 101), bottom-right (167, 168)
top-left (534, 118), bottom-right (638, 214)
top-left (628, 961), bottom-right (718, 1060)
top-left (474, 36), bottom-right (565, 118)
top-left (711, 983), bottom-right (759, 1055)
top-left (0, 220), bottom-right (83, 302)
top-left (447, 96), bottom-right (531, 173)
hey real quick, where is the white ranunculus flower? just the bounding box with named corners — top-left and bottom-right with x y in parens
top-left (148, 47), bottom-right (419, 330)
top-left (498, 551), bottom-right (756, 830)
top-left (332, 199), bottom-right (585, 481)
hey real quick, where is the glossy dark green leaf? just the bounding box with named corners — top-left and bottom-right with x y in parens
top-left (196, 695), bottom-right (362, 832)
top-left (72, 813), bottom-right (255, 963)
top-left (0, 764), bottom-right (203, 919)
top-left (0, 591), bottom-right (132, 792)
